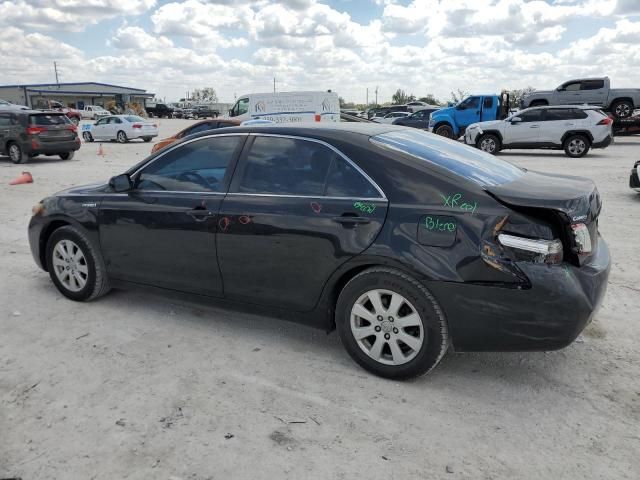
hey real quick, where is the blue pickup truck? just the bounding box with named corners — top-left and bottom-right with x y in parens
top-left (429, 93), bottom-right (510, 138)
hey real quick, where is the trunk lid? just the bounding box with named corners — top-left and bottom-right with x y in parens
top-left (485, 170), bottom-right (601, 265)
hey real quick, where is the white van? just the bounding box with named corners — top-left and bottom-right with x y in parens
top-left (226, 91), bottom-right (340, 123)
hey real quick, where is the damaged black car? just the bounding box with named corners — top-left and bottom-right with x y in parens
top-left (28, 124), bottom-right (610, 379)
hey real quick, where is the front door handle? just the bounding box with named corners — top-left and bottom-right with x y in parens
top-left (187, 208), bottom-right (213, 222)
top-left (333, 215), bottom-right (371, 225)
top-left (529, 125), bottom-right (540, 128)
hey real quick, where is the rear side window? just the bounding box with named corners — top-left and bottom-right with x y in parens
top-left (483, 97), bottom-right (493, 108)
top-left (137, 136), bottom-right (242, 192)
top-left (581, 80), bottom-right (604, 90)
top-left (29, 114), bottom-right (67, 126)
top-left (235, 136), bottom-right (380, 197)
top-left (545, 109), bottom-right (588, 120)
top-left (0, 114), bottom-right (11, 126)
top-left (371, 130), bottom-right (524, 187)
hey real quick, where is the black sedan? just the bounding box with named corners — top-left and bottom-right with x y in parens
top-left (392, 108), bottom-right (439, 129)
top-left (28, 124), bottom-right (610, 379)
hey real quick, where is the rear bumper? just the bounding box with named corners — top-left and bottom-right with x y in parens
top-left (25, 138), bottom-right (81, 155)
top-left (592, 135), bottom-right (613, 149)
top-left (428, 235), bottom-right (611, 351)
top-left (129, 130), bottom-right (158, 139)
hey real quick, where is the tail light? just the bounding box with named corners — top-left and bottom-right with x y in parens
top-left (132, 123), bottom-right (142, 129)
top-left (498, 234), bottom-right (563, 264)
top-left (67, 124), bottom-right (77, 132)
top-left (571, 223), bottom-right (592, 255)
top-left (26, 126), bottom-right (46, 135)
top-left (597, 117), bottom-right (613, 125)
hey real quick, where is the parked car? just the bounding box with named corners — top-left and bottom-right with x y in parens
top-left (28, 124), bottom-right (610, 379)
top-left (367, 105), bottom-right (409, 119)
top-left (429, 93), bottom-right (510, 138)
top-left (33, 99), bottom-right (82, 125)
top-left (522, 77), bottom-right (640, 118)
top-left (191, 105), bottom-right (219, 119)
top-left (81, 115), bottom-right (158, 143)
top-left (151, 118), bottom-right (240, 153)
top-left (0, 98), bottom-right (28, 110)
top-left (392, 108), bottom-right (439, 129)
top-left (373, 112), bottom-right (411, 124)
top-left (227, 91), bottom-right (340, 123)
top-left (171, 107), bottom-right (186, 119)
top-left (145, 102), bottom-right (174, 118)
top-left (81, 105), bottom-right (109, 120)
top-left (0, 110), bottom-right (80, 163)
top-left (464, 105), bottom-right (613, 158)
top-left (630, 160), bottom-right (640, 193)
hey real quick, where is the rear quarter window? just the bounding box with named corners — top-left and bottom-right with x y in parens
top-left (371, 130), bottom-right (525, 187)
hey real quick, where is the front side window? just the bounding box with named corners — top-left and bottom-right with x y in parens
top-left (137, 136), bottom-right (242, 192)
top-left (371, 129), bottom-right (524, 187)
top-left (233, 98), bottom-right (249, 117)
top-left (459, 97), bottom-right (480, 109)
top-left (518, 109), bottom-right (544, 122)
top-left (563, 82), bottom-right (581, 91)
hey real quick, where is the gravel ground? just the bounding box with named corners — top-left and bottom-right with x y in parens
top-left (1, 119), bottom-right (639, 480)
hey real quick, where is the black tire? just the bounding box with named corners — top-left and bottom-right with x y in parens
top-left (116, 130), bottom-right (128, 143)
top-left (563, 134), bottom-right (591, 158)
top-left (529, 100), bottom-right (548, 107)
top-left (45, 225), bottom-right (110, 302)
top-left (610, 99), bottom-right (633, 119)
top-left (7, 142), bottom-right (25, 164)
top-left (148, 112), bottom-right (154, 118)
top-left (434, 124), bottom-right (454, 138)
top-left (193, 114), bottom-right (199, 120)
top-left (477, 133), bottom-right (501, 154)
top-left (82, 132), bottom-right (94, 142)
top-left (143, 137), bottom-right (152, 143)
top-left (59, 151), bottom-right (74, 160)
top-left (70, 117), bottom-right (80, 126)
top-left (336, 267), bottom-right (449, 379)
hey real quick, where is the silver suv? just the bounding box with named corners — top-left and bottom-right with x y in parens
top-left (464, 105), bottom-right (613, 158)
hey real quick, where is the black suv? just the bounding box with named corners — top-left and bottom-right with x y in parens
top-left (0, 110), bottom-right (80, 164)
top-left (192, 105), bottom-right (219, 119)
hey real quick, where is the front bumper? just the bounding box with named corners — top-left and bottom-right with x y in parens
top-left (428, 235), bottom-right (611, 351)
top-left (28, 214), bottom-right (46, 270)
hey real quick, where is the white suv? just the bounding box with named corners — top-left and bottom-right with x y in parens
top-left (464, 105), bottom-right (613, 157)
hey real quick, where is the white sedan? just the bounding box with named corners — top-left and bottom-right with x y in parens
top-left (373, 112), bottom-right (411, 124)
top-left (81, 115), bottom-right (158, 143)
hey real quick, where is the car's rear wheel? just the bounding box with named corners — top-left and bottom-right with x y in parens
top-left (45, 226), bottom-right (110, 301)
top-left (336, 267), bottom-right (448, 379)
top-left (434, 124), bottom-right (454, 138)
top-left (59, 152), bottom-right (74, 160)
top-left (611, 100), bottom-right (633, 118)
top-left (82, 132), bottom-right (94, 142)
top-left (477, 133), bottom-right (501, 154)
top-left (8, 142), bottom-right (25, 164)
top-left (70, 117), bottom-right (80, 126)
top-left (116, 130), bottom-right (127, 143)
top-left (142, 137), bottom-right (152, 143)
top-left (563, 134), bottom-right (591, 158)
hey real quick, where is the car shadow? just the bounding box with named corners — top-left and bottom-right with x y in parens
top-left (498, 151), bottom-right (607, 158)
top-left (0, 154), bottom-right (72, 164)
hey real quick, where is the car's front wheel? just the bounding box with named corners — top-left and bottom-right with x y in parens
top-left (434, 124), bottom-right (454, 138)
top-left (7, 142), bottom-right (25, 164)
top-left (82, 132), bottom-right (94, 142)
top-left (70, 117), bottom-right (80, 126)
top-left (563, 134), bottom-right (591, 158)
top-left (45, 226), bottom-right (110, 301)
top-left (142, 137), bottom-right (152, 143)
top-left (477, 133), bottom-right (501, 154)
top-left (336, 267), bottom-right (448, 379)
top-left (59, 152), bottom-right (74, 160)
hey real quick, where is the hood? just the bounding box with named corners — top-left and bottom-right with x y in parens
top-left (54, 181), bottom-right (109, 196)
top-left (486, 170), bottom-right (600, 222)
top-left (431, 106), bottom-right (454, 118)
top-left (468, 120), bottom-right (503, 130)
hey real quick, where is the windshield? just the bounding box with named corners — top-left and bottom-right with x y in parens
top-left (370, 129), bottom-right (525, 187)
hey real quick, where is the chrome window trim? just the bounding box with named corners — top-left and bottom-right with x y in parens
top-left (227, 192), bottom-right (385, 201)
top-left (238, 132), bottom-right (387, 200)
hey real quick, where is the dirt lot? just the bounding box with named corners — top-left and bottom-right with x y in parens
top-left (1, 119), bottom-right (639, 479)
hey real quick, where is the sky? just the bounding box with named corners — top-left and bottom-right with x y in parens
top-left (1, 0), bottom-right (640, 104)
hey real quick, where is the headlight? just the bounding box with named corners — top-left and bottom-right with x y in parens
top-left (498, 233), bottom-right (563, 264)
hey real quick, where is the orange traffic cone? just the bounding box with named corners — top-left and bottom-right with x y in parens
top-left (97, 144), bottom-right (105, 156)
top-left (9, 171), bottom-right (33, 185)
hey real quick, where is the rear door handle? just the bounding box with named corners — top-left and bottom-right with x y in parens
top-left (187, 208), bottom-right (214, 222)
top-left (333, 215), bottom-right (371, 225)
top-left (529, 125), bottom-right (540, 128)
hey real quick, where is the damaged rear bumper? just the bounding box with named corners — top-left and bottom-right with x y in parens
top-left (427, 235), bottom-right (611, 352)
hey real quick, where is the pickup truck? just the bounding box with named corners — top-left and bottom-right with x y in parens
top-left (521, 77), bottom-right (640, 118)
top-left (145, 102), bottom-right (174, 118)
top-left (81, 105), bottom-right (109, 120)
top-left (191, 105), bottom-right (219, 119)
top-left (33, 99), bottom-right (82, 125)
top-left (428, 93), bottom-right (510, 138)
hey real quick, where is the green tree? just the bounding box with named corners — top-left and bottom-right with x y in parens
top-left (192, 88), bottom-right (218, 103)
top-left (504, 86), bottom-right (536, 109)
top-left (450, 89), bottom-right (470, 104)
top-left (392, 89), bottom-right (409, 105)
top-left (418, 94), bottom-right (441, 105)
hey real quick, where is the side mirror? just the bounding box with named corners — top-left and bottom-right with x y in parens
top-left (510, 116), bottom-right (522, 123)
top-left (109, 173), bottom-right (132, 192)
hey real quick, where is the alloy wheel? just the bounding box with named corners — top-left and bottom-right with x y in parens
top-left (350, 289), bottom-right (424, 366)
top-left (616, 104), bottom-right (631, 117)
top-left (117, 131), bottom-right (126, 143)
top-left (9, 144), bottom-right (21, 163)
top-left (52, 239), bottom-right (88, 292)
top-left (480, 137), bottom-right (496, 153)
top-left (568, 138), bottom-right (586, 156)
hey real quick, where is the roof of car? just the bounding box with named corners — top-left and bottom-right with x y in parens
top-left (526, 104), bottom-right (602, 110)
top-left (7, 109), bottom-right (67, 115)
top-left (199, 122), bottom-right (405, 138)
